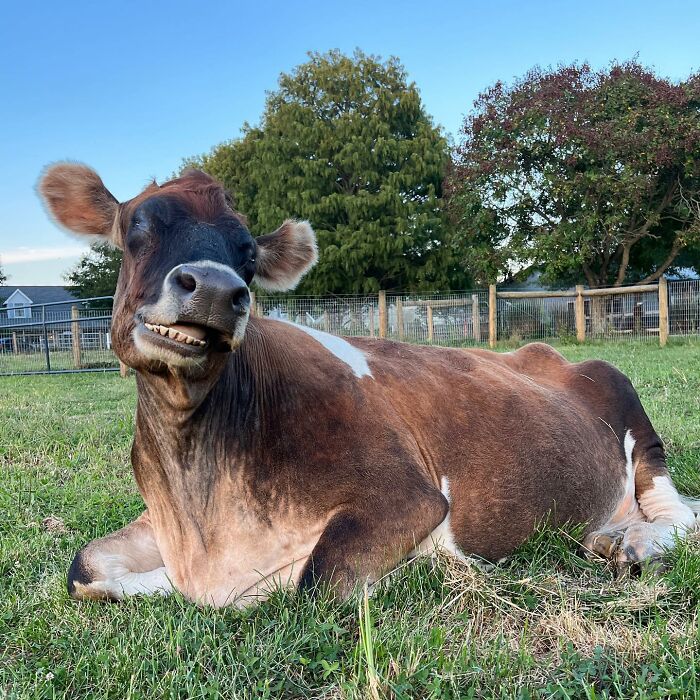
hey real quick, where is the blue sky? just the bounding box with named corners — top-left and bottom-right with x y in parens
top-left (1, 0), bottom-right (699, 284)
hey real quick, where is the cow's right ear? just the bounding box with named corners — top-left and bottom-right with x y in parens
top-left (38, 163), bottom-right (121, 247)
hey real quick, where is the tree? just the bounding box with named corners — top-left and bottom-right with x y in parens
top-left (189, 50), bottom-right (470, 294)
top-left (65, 243), bottom-right (122, 305)
top-left (0, 261), bottom-right (6, 285)
top-left (448, 61), bottom-right (700, 287)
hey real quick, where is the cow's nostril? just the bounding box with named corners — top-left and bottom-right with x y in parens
top-left (232, 286), bottom-right (250, 310)
top-left (176, 271), bottom-right (197, 293)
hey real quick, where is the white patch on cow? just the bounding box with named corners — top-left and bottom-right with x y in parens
top-left (72, 552), bottom-right (173, 600)
top-left (617, 476), bottom-right (698, 563)
top-left (593, 429), bottom-right (641, 535)
top-left (624, 430), bottom-right (636, 476)
top-left (282, 321), bottom-right (373, 378)
top-left (411, 477), bottom-right (468, 562)
top-left (639, 476), bottom-right (695, 534)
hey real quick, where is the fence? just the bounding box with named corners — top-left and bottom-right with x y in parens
top-left (252, 278), bottom-right (700, 349)
top-left (0, 297), bottom-right (118, 376)
top-left (2, 281), bottom-right (699, 376)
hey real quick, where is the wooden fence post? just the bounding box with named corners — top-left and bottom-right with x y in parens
top-left (659, 277), bottom-right (669, 347)
top-left (249, 291), bottom-right (256, 317)
top-left (471, 294), bottom-right (480, 342)
top-left (396, 297), bottom-right (404, 341)
top-left (427, 305), bottom-right (434, 343)
top-left (71, 305), bottom-right (82, 369)
top-left (369, 305), bottom-right (375, 338)
top-left (575, 285), bottom-right (586, 343)
top-left (378, 290), bottom-right (387, 339)
top-left (488, 284), bottom-right (497, 348)
top-left (11, 332), bottom-right (18, 354)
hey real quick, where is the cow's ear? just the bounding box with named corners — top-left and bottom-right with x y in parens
top-left (253, 220), bottom-right (318, 291)
top-left (38, 163), bottom-right (121, 246)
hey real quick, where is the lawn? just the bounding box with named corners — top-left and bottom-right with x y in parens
top-left (2, 339), bottom-right (700, 699)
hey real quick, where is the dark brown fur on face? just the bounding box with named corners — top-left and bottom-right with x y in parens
top-left (37, 163), bottom-right (697, 609)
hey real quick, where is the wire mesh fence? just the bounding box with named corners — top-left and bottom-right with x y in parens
top-left (1, 281), bottom-right (699, 376)
top-left (387, 291), bottom-right (490, 345)
top-left (495, 287), bottom-right (664, 344)
top-left (253, 295), bottom-right (379, 336)
top-left (496, 294), bottom-right (578, 343)
top-left (0, 297), bottom-right (118, 376)
top-left (669, 279), bottom-right (700, 337)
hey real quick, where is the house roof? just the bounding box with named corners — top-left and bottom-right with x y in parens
top-left (0, 285), bottom-right (79, 307)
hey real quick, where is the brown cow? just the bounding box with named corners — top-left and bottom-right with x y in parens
top-left (38, 163), bottom-right (698, 608)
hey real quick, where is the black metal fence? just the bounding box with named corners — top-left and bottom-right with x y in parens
top-left (0, 297), bottom-right (119, 376)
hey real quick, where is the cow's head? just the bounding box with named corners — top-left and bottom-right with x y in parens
top-left (38, 164), bottom-right (317, 374)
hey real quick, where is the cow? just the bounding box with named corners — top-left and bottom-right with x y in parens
top-left (38, 163), bottom-right (698, 608)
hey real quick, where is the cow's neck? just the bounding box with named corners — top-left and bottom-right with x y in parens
top-left (131, 317), bottom-right (289, 512)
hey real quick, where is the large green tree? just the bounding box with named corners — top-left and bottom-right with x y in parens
top-left (65, 243), bottom-right (122, 305)
top-left (448, 61), bottom-right (700, 287)
top-left (189, 50), bottom-right (469, 294)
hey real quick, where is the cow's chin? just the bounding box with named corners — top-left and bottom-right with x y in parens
top-left (130, 315), bottom-right (248, 373)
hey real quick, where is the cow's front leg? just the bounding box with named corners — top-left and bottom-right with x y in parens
top-left (298, 485), bottom-right (448, 599)
top-left (67, 510), bottom-right (172, 601)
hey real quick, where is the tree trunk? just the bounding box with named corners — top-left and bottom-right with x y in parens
top-left (590, 296), bottom-right (607, 337)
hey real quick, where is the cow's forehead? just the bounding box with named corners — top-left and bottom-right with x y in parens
top-left (119, 171), bottom-right (246, 232)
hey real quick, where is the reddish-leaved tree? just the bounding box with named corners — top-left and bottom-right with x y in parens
top-left (448, 61), bottom-right (700, 287)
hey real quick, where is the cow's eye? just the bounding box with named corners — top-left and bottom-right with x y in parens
top-left (127, 220), bottom-right (151, 253)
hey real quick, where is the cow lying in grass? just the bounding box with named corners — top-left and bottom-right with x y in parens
top-left (38, 163), bottom-right (698, 608)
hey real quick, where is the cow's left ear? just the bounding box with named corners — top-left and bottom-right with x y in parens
top-left (253, 220), bottom-right (318, 291)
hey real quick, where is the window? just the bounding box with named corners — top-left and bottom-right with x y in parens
top-left (8, 302), bottom-right (30, 319)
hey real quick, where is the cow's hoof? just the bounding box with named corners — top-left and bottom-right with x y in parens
top-left (583, 530), bottom-right (624, 559)
top-left (614, 523), bottom-right (668, 574)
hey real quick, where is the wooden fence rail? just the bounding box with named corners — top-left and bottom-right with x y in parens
top-left (486, 282), bottom-right (668, 347)
top-left (246, 281), bottom-right (681, 351)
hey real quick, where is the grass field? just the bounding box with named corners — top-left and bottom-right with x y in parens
top-left (2, 339), bottom-right (700, 699)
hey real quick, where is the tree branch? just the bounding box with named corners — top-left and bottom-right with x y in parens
top-left (637, 235), bottom-right (684, 284)
top-left (614, 243), bottom-right (632, 287)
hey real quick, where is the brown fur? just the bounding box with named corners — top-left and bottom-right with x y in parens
top-left (38, 163), bottom-right (119, 238)
top-left (254, 220), bottom-right (318, 291)
top-left (37, 163), bottom-right (692, 608)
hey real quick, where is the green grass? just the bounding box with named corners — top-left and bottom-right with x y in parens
top-left (0, 349), bottom-right (118, 374)
top-left (2, 339), bottom-right (700, 699)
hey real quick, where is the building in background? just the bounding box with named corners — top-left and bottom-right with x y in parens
top-left (0, 286), bottom-right (78, 325)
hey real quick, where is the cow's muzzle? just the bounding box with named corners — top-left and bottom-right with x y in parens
top-left (136, 261), bottom-right (251, 358)
top-left (166, 262), bottom-right (249, 331)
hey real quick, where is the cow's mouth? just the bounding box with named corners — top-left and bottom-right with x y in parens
top-left (135, 315), bottom-right (241, 360)
top-left (137, 319), bottom-right (215, 357)
top-left (144, 322), bottom-right (208, 347)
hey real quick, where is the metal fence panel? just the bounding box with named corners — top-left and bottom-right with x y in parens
top-left (388, 291), bottom-right (490, 345)
top-left (0, 297), bottom-right (119, 376)
top-left (669, 279), bottom-right (700, 337)
top-left (253, 295), bottom-right (379, 337)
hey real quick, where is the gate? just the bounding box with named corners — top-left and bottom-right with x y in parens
top-left (0, 297), bottom-right (119, 376)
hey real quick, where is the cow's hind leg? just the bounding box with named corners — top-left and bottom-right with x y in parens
top-left (68, 510), bottom-right (172, 601)
top-left (585, 430), bottom-right (698, 568)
